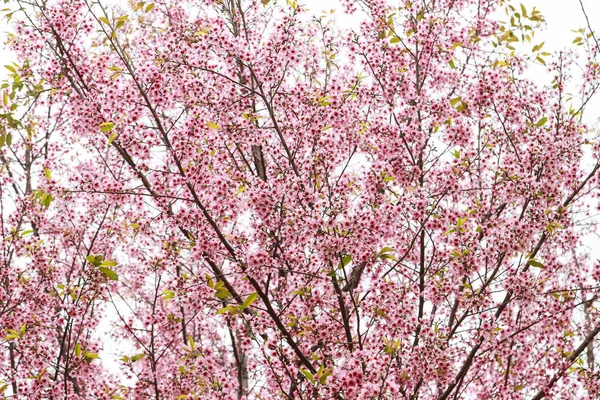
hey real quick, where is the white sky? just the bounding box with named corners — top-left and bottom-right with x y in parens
top-left (1, 0), bottom-right (600, 385)
top-left (2, 0), bottom-right (600, 106)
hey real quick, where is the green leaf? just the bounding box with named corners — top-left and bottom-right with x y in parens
top-left (86, 255), bottom-right (100, 266)
top-left (339, 254), bottom-right (352, 268)
top-left (214, 280), bottom-right (225, 290)
top-left (216, 305), bottom-right (239, 315)
top-left (131, 353), bottom-right (145, 362)
top-left (100, 259), bottom-right (118, 267)
top-left (99, 16), bottom-right (110, 25)
top-left (99, 121), bottom-right (114, 132)
top-left (292, 289), bottom-right (305, 296)
top-left (74, 343), bottom-right (81, 357)
top-left (115, 16), bottom-right (128, 29)
top-left (145, 3), bottom-right (154, 12)
top-left (4, 65), bottom-right (16, 73)
top-left (379, 247), bottom-right (398, 261)
top-left (379, 246), bottom-right (395, 254)
top-left (215, 287), bottom-right (231, 299)
top-left (527, 259), bottom-right (544, 269)
top-left (42, 193), bottom-right (53, 208)
top-left (205, 121), bottom-right (220, 129)
top-left (29, 368), bottom-right (47, 380)
top-left (299, 369), bottom-right (315, 384)
top-left (99, 267), bottom-right (119, 281)
top-left (242, 292), bottom-right (258, 309)
top-left (4, 328), bottom-right (21, 341)
top-left (206, 274), bottom-right (214, 289)
top-left (319, 369), bottom-right (332, 384)
top-left (535, 116), bottom-right (548, 127)
top-left (83, 351), bottom-right (99, 362)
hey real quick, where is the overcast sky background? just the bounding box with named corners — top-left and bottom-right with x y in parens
top-left (2, 0), bottom-right (600, 114)
top-left (1, 0), bottom-right (600, 379)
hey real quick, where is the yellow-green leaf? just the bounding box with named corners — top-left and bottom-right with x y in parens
top-left (83, 351), bottom-right (100, 362)
top-left (299, 369), bottom-right (315, 384)
top-left (535, 116), bottom-right (548, 127)
top-left (215, 287), bottom-right (231, 299)
top-left (99, 121), bottom-right (114, 132)
top-left (532, 42), bottom-right (544, 52)
top-left (107, 132), bottom-right (117, 146)
top-left (450, 97), bottom-right (461, 107)
top-left (100, 259), bottom-right (118, 267)
top-left (216, 305), bottom-right (238, 315)
top-left (242, 292), bottom-right (258, 309)
top-left (339, 254), bottom-right (351, 268)
top-left (99, 267), bottom-right (119, 281)
top-left (527, 259), bottom-right (544, 269)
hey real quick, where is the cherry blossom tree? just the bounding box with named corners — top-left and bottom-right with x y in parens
top-left (1, 0), bottom-right (600, 398)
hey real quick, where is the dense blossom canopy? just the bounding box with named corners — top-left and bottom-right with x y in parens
top-left (1, 0), bottom-right (600, 398)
